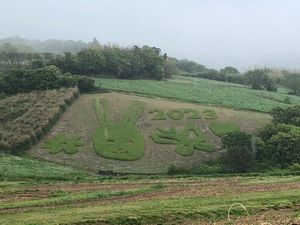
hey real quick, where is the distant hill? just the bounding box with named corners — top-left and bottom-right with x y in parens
top-left (0, 36), bottom-right (88, 54)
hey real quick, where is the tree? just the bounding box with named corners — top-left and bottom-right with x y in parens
top-left (219, 66), bottom-right (239, 82)
top-left (221, 131), bottom-right (255, 172)
top-left (245, 69), bottom-right (277, 92)
top-left (33, 65), bottom-right (61, 90)
top-left (164, 57), bottom-right (177, 79)
top-left (283, 73), bottom-right (300, 95)
top-left (77, 48), bottom-right (106, 74)
top-left (176, 59), bottom-right (206, 73)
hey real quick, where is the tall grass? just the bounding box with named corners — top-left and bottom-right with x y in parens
top-left (0, 88), bottom-right (79, 153)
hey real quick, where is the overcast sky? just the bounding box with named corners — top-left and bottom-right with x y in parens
top-left (1, 0), bottom-right (300, 70)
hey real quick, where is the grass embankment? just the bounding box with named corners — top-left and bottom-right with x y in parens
top-left (95, 75), bottom-right (300, 112)
top-left (0, 154), bottom-right (93, 181)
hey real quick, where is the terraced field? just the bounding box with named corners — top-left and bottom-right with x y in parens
top-left (95, 76), bottom-right (300, 112)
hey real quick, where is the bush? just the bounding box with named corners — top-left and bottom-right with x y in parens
top-left (271, 106), bottom-right (300, 126)
top-left (75, 76), bottom-right (96, 93)
top-left (221, 131), bottom-right (255, 172)
top-left (0, 65), bottom-right (99, 95)
top-left (257, 123), bottom-right (300, 167)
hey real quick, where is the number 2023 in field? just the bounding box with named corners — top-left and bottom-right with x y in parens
top-left (148, 108), bottom-right (218, 121)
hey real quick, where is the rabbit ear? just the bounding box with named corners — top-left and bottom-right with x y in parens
top-left (92, 98), bottom-right (111, 123)
top-left (122, 101), bottom-right (144, 124)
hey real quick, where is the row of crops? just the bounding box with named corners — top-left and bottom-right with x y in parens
top-left (0, 88), bottom-right (79, 153)
top-left (95, 76), bottom-right (300, 112)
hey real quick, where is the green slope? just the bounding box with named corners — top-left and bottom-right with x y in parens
top-left (95, 75), bottom-right (300, 112)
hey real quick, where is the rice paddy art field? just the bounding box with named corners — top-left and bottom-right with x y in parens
top-left (30, 92), bottom-right (270, 174)
top-left (1, 85), bottom-right (299, 225)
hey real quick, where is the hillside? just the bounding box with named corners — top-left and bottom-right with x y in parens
top-left (30, 92), bottom-right (270, 174)
top-left (95, 75), bottom-right (300, 112)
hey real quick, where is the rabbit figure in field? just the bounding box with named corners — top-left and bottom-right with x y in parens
top-left (92, 98), bottom-right (145, 161)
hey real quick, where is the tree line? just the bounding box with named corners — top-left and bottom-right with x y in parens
top-left (177, 59), bottom-right (300, 96)
top-left (0, 65), bottom-right (97, 96)
top-left (1, 40), bottom-right (300, 96)
top-left (0, 42), bottom-right (169, 80)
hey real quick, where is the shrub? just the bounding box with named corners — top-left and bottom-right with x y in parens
top-left (288, 163), bottom-right (300, 171)
top-left (75, 76), bottom-right (97, 93)
top-left (271, 106), bottom-right (300, 126)
top-left (221, 131), bottom-right (255, 172)
top-left (257, 123), bottom-right (300, 167)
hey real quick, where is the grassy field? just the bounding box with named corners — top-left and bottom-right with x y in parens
top-left (95, 76), bottom-right (300, 112)
top-left (0, 154), bottom-right (93, 181)
top-left (0, 160), bottom-right (299, 225)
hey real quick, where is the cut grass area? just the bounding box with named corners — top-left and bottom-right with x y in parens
top-left (0, 154), bottom-right (93, 181)
top-left (92, 99), bottom-right (145, 160)
top-left (242, 175), bottom-right (300, 184)
top-left (0, 185), bottom-right (163, 210)
top-left (1, 188), bottom-right (299, 225)
top-left (42, 134), bottom-right (83, 154)
top-left (151, 124), bottom-right (214, 156)
top-left (95, 76), bottom-right (300, 112)
top-left (209, 121), bottom-right (240, 137)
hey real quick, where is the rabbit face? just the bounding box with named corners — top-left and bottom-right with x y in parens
top-left (92, 123), bottom-right (144, 160)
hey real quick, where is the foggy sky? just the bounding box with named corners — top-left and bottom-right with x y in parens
top-left (1, 0), bottom-right (300, 70)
